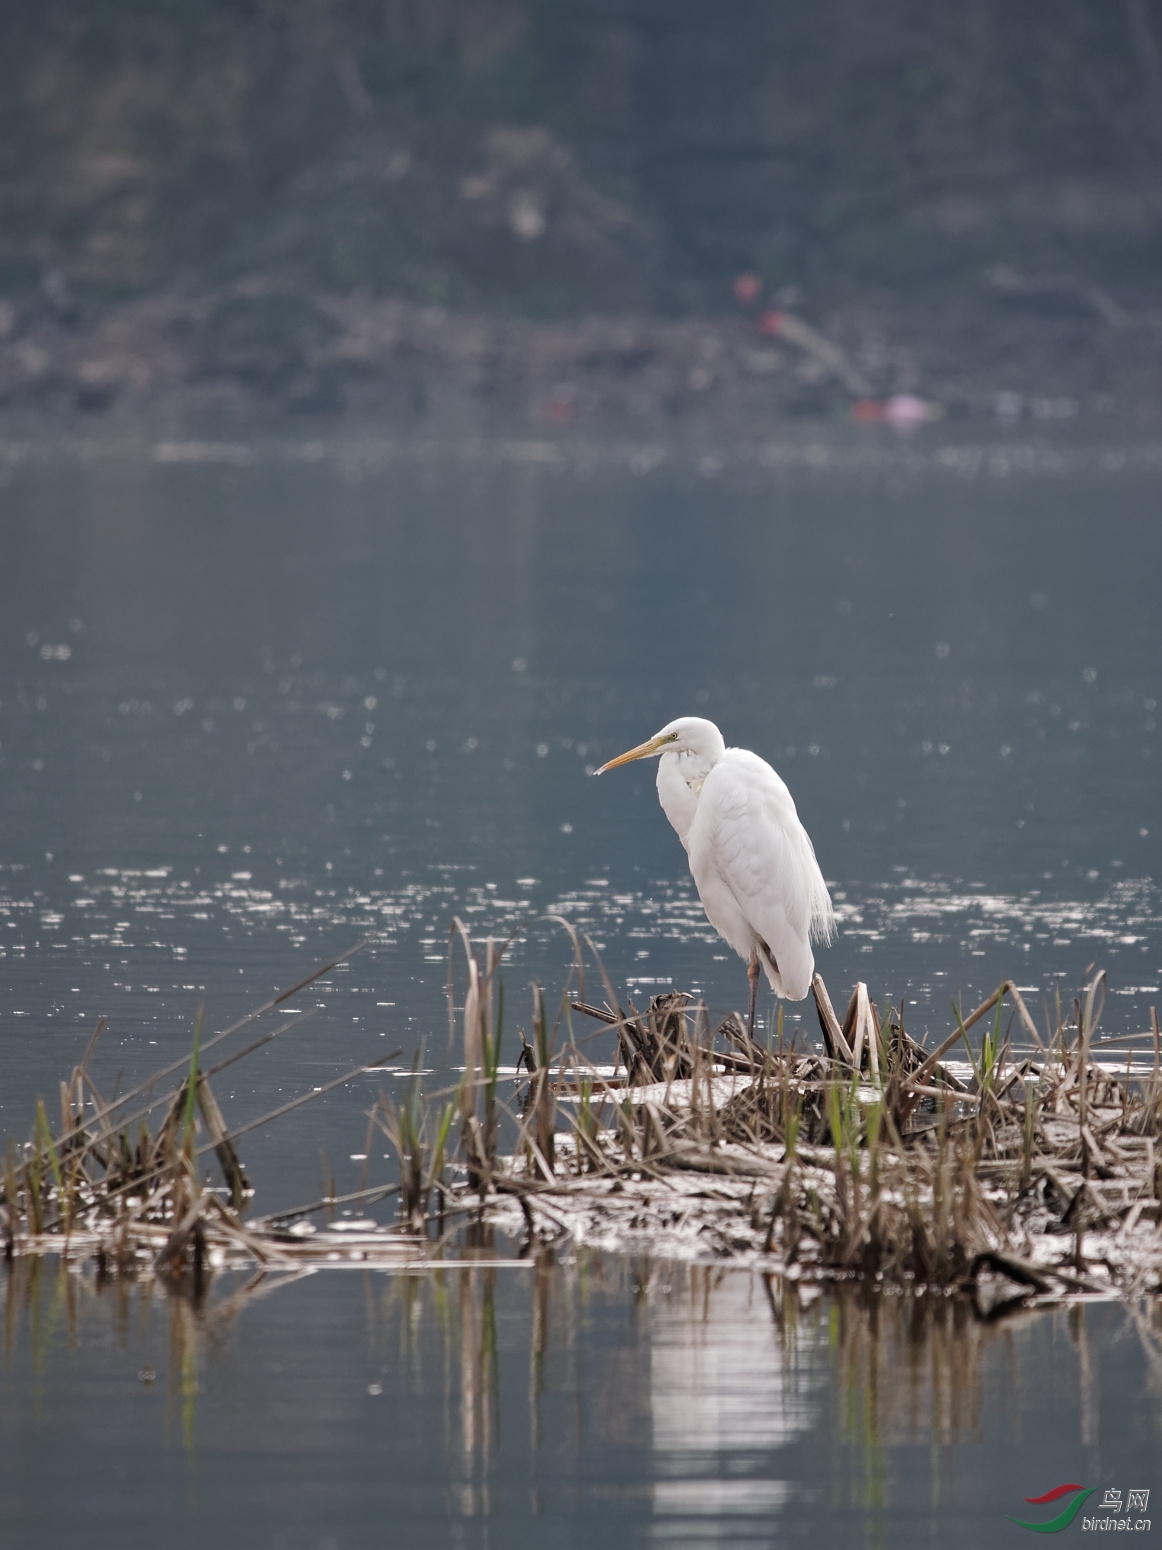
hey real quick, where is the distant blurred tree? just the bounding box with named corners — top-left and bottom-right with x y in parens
top-left (0, 0), bottom-right (1158, 307)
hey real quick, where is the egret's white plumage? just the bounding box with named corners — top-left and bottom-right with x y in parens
top-left (597, 717), bottom-right (834, 1005)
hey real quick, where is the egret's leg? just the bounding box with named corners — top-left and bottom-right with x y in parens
top-left (746, 953), bottom-right (761, 1047)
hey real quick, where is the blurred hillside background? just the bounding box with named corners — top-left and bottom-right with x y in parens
top-left (2, 0), bottom-right (1162, 423)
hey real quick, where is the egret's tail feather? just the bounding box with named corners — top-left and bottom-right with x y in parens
top-left (811, 892), bottom-right (837, 946)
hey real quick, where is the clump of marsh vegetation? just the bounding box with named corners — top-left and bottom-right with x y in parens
top-left (3, 925), bottom-right (1160, 1317)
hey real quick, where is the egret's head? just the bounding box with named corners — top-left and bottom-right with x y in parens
top-left (595, 716), bottom-right (725, 774)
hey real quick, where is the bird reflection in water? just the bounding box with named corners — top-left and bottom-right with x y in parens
top-left (648, 1267), bottom-right (818, 1534)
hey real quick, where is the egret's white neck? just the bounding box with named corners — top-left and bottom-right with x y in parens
top-left (655, 744), bottom-right (721, 851)
top-left (663, 744), bottom-right (719, 793)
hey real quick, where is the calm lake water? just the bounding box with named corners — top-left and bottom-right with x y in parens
top-left (0, 424), bottom-right (1159, 1544)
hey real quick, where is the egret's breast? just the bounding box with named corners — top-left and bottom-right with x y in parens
top-left (656, 754), bottom-right (700, 851)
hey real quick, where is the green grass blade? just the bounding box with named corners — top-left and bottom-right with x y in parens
top-left (182, 1007), bottom-right (204, 1149)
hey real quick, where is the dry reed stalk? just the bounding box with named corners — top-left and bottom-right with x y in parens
top-left (811, 974), bottom-right (853, 1064)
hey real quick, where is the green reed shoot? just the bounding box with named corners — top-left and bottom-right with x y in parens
top-left (480, 979), bottom-right (504, 1170)
top-left (827, 1081), bottom-right (845, 1157)
top-left (865, 1101), bottom-right (883, 1196)
top-left (782, 1086), bottom-right (801, 1163)
top-left (427, 1096), bottom-right (456, 1198)
top-left (484, 981), bottom-right (504, 1100)
top-left (827, 1077), bottom-right (860, 1227)
top-left (576, 1078), bottom-right (598, 1171)
top-left (181, 1008), bottom-right (203, 1162)
top-left (33, 1101), bottom-right (65, 1233)
top-left (25, 1148), bottom-right (43, 1237)
top-left (532, 983), bottom-right (551, 1071)
top-left (616, 1096), bottom-right (637, 1162)
top-left (525, 984), bottom-right (556, 1176)
top-left (954, 988), bottom-right (1004, 1097)
top-left (3, 1140), bottom-right (17, 1241)
top-left (1021, 1076), bottom-right (1039, 1190)
top-left (380, 1053), bottom-right (427, 1224)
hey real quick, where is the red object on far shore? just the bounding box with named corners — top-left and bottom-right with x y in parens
top-left (851, 399), bottom-right (886, 422)
top-left (733, 273), bottom-right (762, 305)
top-left (544, 383), bottom-right (576, 422)
top-left (756, 309), bottom-right (785, 336)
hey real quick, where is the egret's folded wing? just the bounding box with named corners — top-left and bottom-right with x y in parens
top-left (697, 750), bottom-right (832, 944)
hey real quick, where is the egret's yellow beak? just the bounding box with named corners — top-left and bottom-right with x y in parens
top-left (595, 734), bottom-right (668, 774)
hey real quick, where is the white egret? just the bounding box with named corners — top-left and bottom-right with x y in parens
top-left (596, 717), bottom-right (834, 1040)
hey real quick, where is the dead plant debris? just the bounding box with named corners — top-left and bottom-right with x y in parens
top-left (5, 924), bottom-right (1161, 1320)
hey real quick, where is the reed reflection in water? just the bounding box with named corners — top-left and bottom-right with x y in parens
top-left (2, 1249), bottom-right (1161, 1546)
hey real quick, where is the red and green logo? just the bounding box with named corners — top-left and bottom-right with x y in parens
top-left (1010, 1484), bottom-right (1096, 1533)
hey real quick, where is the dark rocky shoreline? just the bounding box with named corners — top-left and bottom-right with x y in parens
top-left (3, 278), bottom-right (1161, 440)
